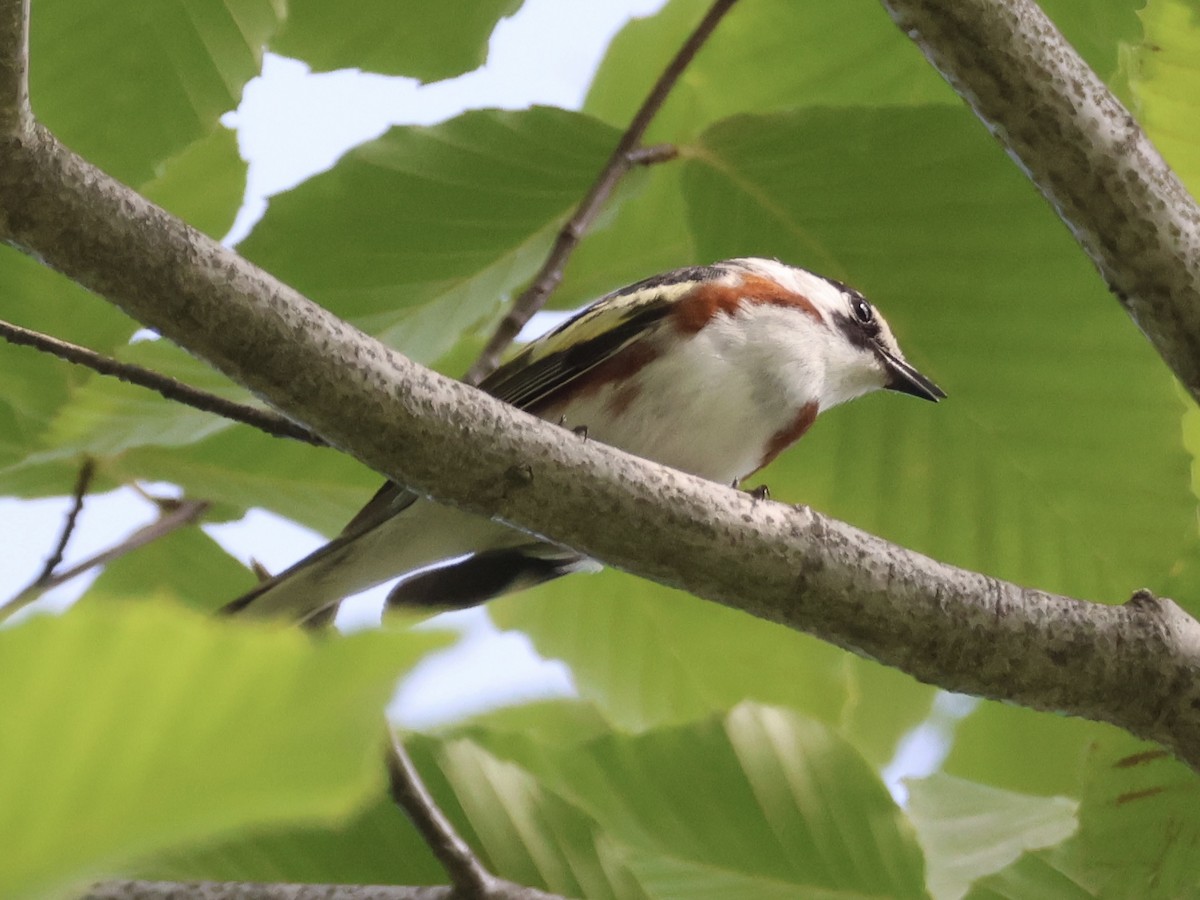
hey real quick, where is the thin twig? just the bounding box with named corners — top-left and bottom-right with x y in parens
top-left (625, 142), bottom-right (679, 167)
top-left (31, 457), bottom-right (95, 585)
top-left (0, 498), bottom-right (210, 622)
top-left (385, 733), bottom-right (498, 898)
top-left (463, 0), bottom-right (739, 385)
top-left (0, 318), bottom-right (326, 445)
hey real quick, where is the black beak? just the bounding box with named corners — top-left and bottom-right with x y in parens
top-left (875, 343), bottom-right (946, 402)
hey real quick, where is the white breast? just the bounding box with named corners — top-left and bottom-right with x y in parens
top-left (546, 305), bottom-right (828, 485)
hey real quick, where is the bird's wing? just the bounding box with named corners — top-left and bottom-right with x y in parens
top-left (478, 275), bottom-right (693, 410)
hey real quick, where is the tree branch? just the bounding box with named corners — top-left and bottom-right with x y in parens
top-left (0, 497), bottom-right (210, 622)
top-left (462, 0), bottom-right (737, 385)
top-left (1, 125), bottom-right (1198, 769)
top-left (81, 880), bottom-right (565, 900)
top-left (0, 0), bottom-right (29, 135)
top-left (0, 317), bottom-right (326, 444)
top-left (879, 0), bottom-right (1200, 404)
top-left (383, 735), bottom-right (565, 899)
top-left (385, 735), bottom-right (495, 897)
top-left (32, 456), bottom-right (95, 584)
top-left (84, 883), bottom-right (446, 900)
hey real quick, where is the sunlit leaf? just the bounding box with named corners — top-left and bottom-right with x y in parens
top-left (439, 702), bottom-right (928, 898)
top-left (0, 603), bottom-right (446, 897)
top-left (907, 773), bottom-right (1077, 899)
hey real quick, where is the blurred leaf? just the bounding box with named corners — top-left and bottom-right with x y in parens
top-left (117, 426), bottom-right (377, 537)
top-left (271, 0), bottom-right (523, 82)
top-left (1122, 0), bottom-right (1200, 192)
top-left (964, 844), bottom-right (1101, 900)
top-left (943, 702), bottom-right (1114, 798)
top-left (966, 731), bottom-right (1200, 898)
top-left (420, 737), bottom-right (639, 899)
top-left (906, 773), bottom-right (1078, 900)
top-left (0, 603), bottom-right (446, 898)
top-left (1074, 733), bottom-right (1200, 897)
top-left (1038, 0), bottom-right (1145, 80)
top-left (40, 340), bottom-right (257, 459)
top-left (83, 523), bottom-right (252, 614)
top-left (240, 107), bottom-right (623, 365)
top-left (0, 249), bottom-right (140, 494)
top-left (683, 105), bottom-right (1193, 604)
top-left (30, 0), bottom-right (282, 186)
top-left (141, 125), bottom-right (248, 239)
top-left (137, 791), bottom-right (445, 886)
top-left (494, 570), bottom-right (935, 765)
top-left (437, 702), bottom-right (927, 899)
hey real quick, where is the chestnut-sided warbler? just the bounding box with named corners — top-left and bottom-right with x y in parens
top-left (223, 257), bottom-right (943, 622)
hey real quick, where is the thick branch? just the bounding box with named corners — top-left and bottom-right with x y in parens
top-left (0, 0), bottom-right (29, 134)
top-left (463, 0), bottom-right (737, 385)
top-left (879, 0), bottom-right (1200, 403)
top-left (1, 128), bottom-right (1198, 769)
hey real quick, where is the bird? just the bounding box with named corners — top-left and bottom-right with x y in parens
top-left (222, 257), bottom-right (944, 624)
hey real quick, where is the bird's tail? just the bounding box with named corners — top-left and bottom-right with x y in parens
top-left (385, 546), bottom-right (600, 610)
top-left (220, 495), bottom-right (597, 623)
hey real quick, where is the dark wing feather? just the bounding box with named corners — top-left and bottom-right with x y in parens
top-left (480, 295), bottom-right (675, 411)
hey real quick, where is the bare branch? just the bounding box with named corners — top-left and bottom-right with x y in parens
top-left (879, 0), bottom-right (1200, 403)
top-left (81, 880), bottom-right (566, 900)
top-left (386, 735), bottom-right (497, 898)
top-left (0, 0), bottom-right (30, 135)
top-left (463, 0), bottom-right (738, 385)
top-left (0, 318), bottom-right (326, 445)
top-left (31, 457), bottom-right (95, 584)
top-left (0, 498), bottom-right (210, 622)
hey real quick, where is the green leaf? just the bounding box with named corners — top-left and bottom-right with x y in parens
top-left (448, 702), bottom-right (928, 898)
top-left (0, 248), bottom-right (140, 494)
top-left (493, 572), bottom-right (936, 766)
top-left (943, 702), bottom-right (1111, 798)
top-left (0, 603), bottom-right (446, 898)
top-left (140, 125), bottom-right (248, 239)
top-left (239, 107), bottom-right (624, 365)
top-left (906, 773), bottom-right (1078, 899)
top-left (270, 0), bottom-right (523, 82)
top-left (1122, 0), bottom-right (1200, 194)
top-left (30, 0), bottom-right (282, 186)
top-left (82, 524), bottom-right (253, 614)
top-left (583, 0), bottom-right (955, 141)
top-left (1074, 734), bottom-right (1200, 897)
top-left (117, 427), bottom-right (378, 537)
top-left (965, 732), bottom-right (1200, 898)
top-left (40, 340), bottom-right (255, 459)
top-left (550, 165), bottom-right (697, 313)
top-left (965, 844), bottom-right (1101, 900)
top-left (137, 792), bottom-right (446, 886)
top-left (421, 738), bottom-right (639, 899)
top-left (1038, 0), bottom-right (1145, 81)
top-left (683, 105), bottom-right (1193, 604)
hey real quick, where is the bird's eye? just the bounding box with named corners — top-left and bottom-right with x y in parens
top-left (851, 295), bottom-right (873, 325)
